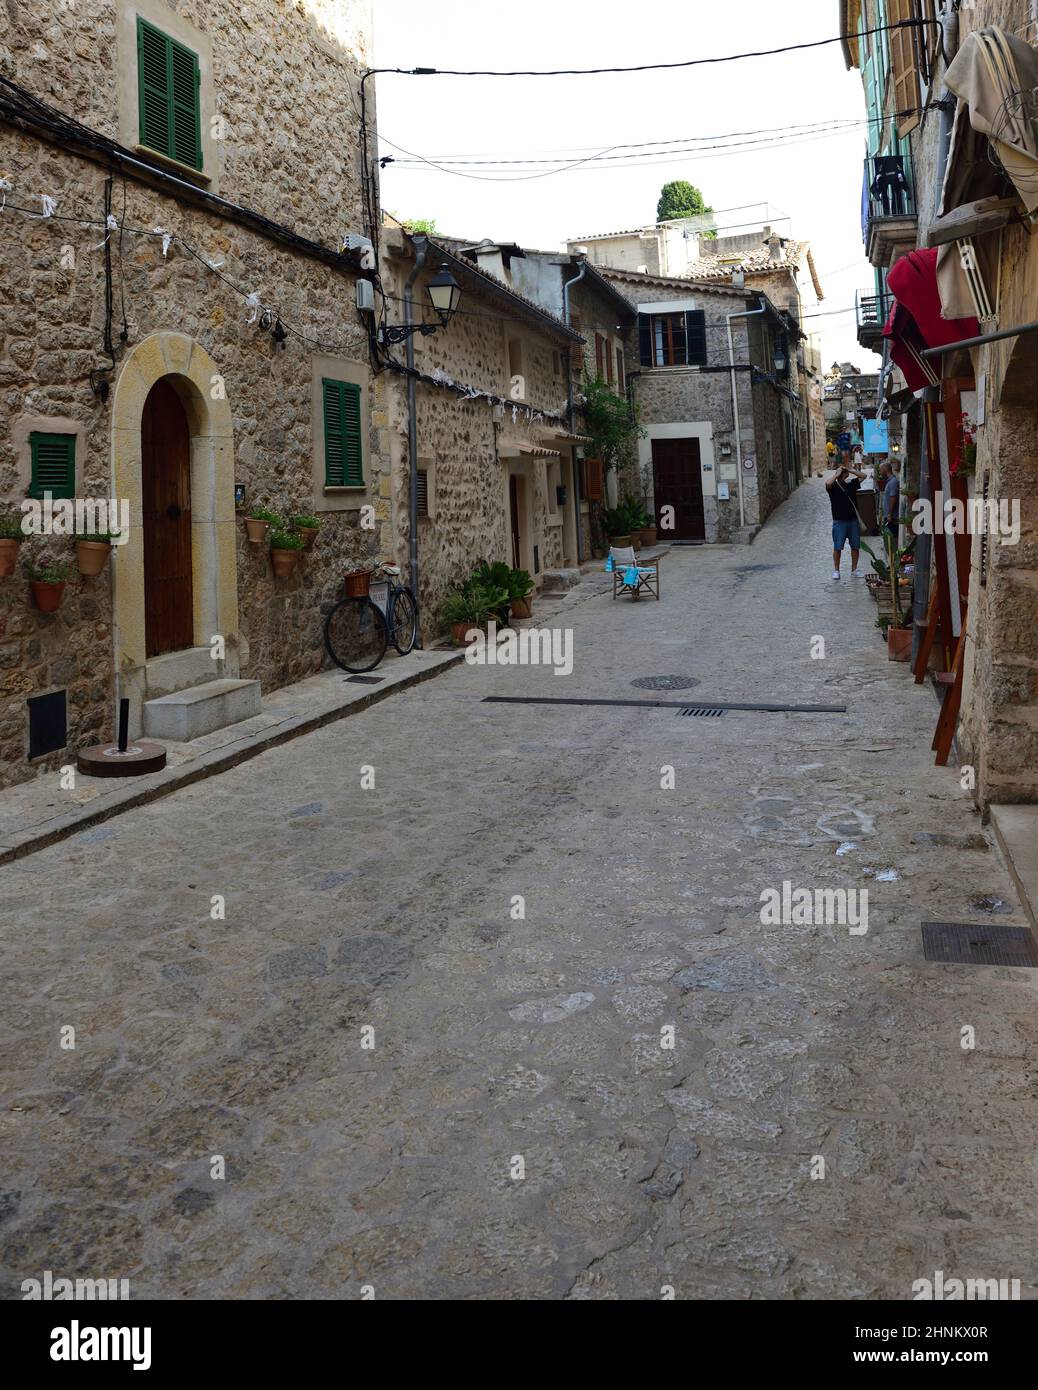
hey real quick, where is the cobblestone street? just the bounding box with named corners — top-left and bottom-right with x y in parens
top-left (2, 482), bottom-right (1035, 1300)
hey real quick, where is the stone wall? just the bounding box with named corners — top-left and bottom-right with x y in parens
top-left (0, 0), bottom-right (382, 789)
top-left (381, 235), bottom-right (575, 636)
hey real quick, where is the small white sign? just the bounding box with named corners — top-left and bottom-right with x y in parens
top-left (717, 482), bottom-right (730, 500)
top-left (743, 455), bottom-right (755, 470)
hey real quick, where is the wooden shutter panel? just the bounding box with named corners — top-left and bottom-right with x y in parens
top-left (137, 19), bottom-right (202, 169)
top-left (29, 433), bottom-right (76, 499)
top-left (639, 315), bottom-right (652, 367)
top-left (684, 310), bottom-right (707, 365)
top-left (595, 333), bottom-right (604, 377)
top-left (889, 0), bottom-right (921, 137)
top-left (583, 457), bottom-right (604, 501)
top-left (138, 19), bottom-right (172, 158)
top-left (416, 469), bottom-right (429, 517)
top-left (169, 39), bottom-right (202, 169)
top-left (323, 379), bottom-right (363, 487)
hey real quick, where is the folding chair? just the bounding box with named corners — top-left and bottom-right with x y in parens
top-left (609, 546), bottom-right (660, 601)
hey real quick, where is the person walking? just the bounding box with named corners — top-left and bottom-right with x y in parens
top-left (826, 457), bottom-right (865, 579)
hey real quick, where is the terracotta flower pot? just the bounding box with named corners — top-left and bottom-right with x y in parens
top-left (887, 625), bottom-right (913, 662)
top-left (297, 527), bottom-right (319, 551)
top-left (451, 621), bottom-right (479, 646)
top-left (510, 595), bottom-right (533, 620)
top-left (640, 526), bottom-right (658, 547)
top-left (76, 539), bottom-right (112, 577)
top-left (245, 517), bottom-right (270, 545)
top-left (344, 568), bottom-right (371, 598)
top-left (0, 537), bottom-right (21, 578)
top-left (31, 580), bottom-right (65, 612)
top-left (271, 548), bottom-right (300, 578)
top-left (631, 531), bottom-right (643, 552)
top-left (608, 533), bottom-right (632, 548)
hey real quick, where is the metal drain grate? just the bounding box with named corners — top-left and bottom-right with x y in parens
top-left (345, 675), bottom-right (385, 684)
top-left (678, 706), bottom-right (725, 718)
top-left (921, 921), bottom-right (1038, 967)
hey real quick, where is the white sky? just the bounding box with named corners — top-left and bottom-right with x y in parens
top-left (372, 0), bottom-right (883, 372)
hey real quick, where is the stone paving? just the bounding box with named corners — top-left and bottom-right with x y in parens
top-left (2, 481), bottom-right (1036, 1300)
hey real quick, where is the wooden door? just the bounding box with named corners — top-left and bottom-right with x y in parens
top-left (509, 473), bottom-right (522, 570)
top-left (651, 437), bottom-right (705, 541)
top-left (142, 379), bottom-right (193, 657)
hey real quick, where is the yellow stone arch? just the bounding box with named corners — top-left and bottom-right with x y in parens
top-left (110, 332), bottom-right (239, 724)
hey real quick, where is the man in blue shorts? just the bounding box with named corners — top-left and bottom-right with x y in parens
top-left (825, 458), bottom-right (865, 579)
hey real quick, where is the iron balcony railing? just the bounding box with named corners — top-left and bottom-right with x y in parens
top-left (856, 288), bottom-right (892, 335)
top-left (862, 152), bottom-right (916, 239)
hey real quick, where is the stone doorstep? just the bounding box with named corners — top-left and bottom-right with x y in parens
top-left (143, 678), bottom-right (262, 741)
top-left (989, 805), bottom-right (1038, 933)
top-left (0, 649), bottom-right (465, 866)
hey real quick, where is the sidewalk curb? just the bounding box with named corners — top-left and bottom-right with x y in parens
top-left (0, 649), bottom-right (466, 867)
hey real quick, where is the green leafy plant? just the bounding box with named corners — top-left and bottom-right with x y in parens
top-left (290, 513), bottom-right (320, 531)
top-left (0, 512), bottom-right (25, 540)
top-left (28, 561), bottom-right (68, 583)
top-left (581, 375), bottom-right (643, 475)
top-left (269, 528), bottom-right (303, 551)
top-left (657, 180), bottom-right (713, 225)
top-left (509, 568), bottom-right (533, 601)
top-left (250, 506), bottom-right (281, 525)
top-left (441, 585), bottom-right (496, 626)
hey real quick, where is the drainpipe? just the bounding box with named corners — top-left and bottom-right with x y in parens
top-left (562, 257), bottom-right (589, 563)
top-left (404, 234), bottom-right (427, 646)
top-left (726, 298), bottom-right (768, 531)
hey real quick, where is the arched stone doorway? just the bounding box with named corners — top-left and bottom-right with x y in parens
top-left (110, 332), bottom-right (240, 736)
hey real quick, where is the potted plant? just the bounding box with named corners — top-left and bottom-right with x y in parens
top-left (246, 506), bottom-right (279, 545)
top-left (626, 499), bottom-right (648, 552)
top-left (603, 505), bottom-right (632, 548)
top-left (28, 560), bottom-right (68, 612)
top-left (0, 511), bottom-right (24, 578)
top-left (441, 584), bottom-right (493, 646)
top-left (508, 567), bottom-right (534, 620)
top-left (469, 560), bottom-right (514, 624)
top-left (269, 527), bottom-right (303, 577)
top-left (75, 525), bottom-right (113, 577)
top-left (291, 513), bottom-right (321, 550)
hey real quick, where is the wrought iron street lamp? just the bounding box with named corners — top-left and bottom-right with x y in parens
top-left (382, 264), bottom-right (462, 344)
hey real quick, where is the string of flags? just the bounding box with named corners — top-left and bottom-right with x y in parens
top-left (0, 176), bottom-right (571, 421)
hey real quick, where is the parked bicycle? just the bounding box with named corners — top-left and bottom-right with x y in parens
top-left (323, 562), bottom-right (418, 673)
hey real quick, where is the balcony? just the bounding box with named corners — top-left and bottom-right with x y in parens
top-left (862, 154), bottom-right (918, 269)
top-left (855, 288), bottom-right (891, 351)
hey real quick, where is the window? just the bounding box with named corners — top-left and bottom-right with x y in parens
top-left (507, 337), bottom-right (525, 398)
top-left (137, 17), bottom-right (202, 170)
top-left (322, 378), bottom-right (363, 487)
top-left (583, 457), bottom-right (604, 501)
top-left (615, 345), bottom-right (625, 392)
top-left (888, 0), bottom-right (921, 137)
top-left (416, 469), bottom-right (429, 517)
top-left (28, 432), bottom-right (76, 499)
top-left (594, 332), bottom-right (604, 378)
top-left (638, 311), bottom-right (707, 368)
top-left (604, 335), bottom-right (614, 386)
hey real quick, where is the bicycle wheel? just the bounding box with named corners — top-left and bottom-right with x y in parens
top-left (324, 596), bottom-right (388, 673)
top-left (388, 587), bottom-right (418, 655)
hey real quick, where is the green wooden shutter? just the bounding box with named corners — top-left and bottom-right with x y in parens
top-left (323, 379), bottom-right (363, 487)
top-left (28, 433), bottom-right (76, 500)
top-left (137, 18), bottom-right (202, 170)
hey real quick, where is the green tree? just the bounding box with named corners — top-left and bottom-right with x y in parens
top-left (656, 181), bottom-right (713, 224)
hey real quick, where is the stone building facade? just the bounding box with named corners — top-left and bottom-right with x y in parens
top-left (841, 0), bottom-right (1038, 809)
top-left (0, 0), bottom-right (385, 789)
top-left (601, 269), bottom-right (802, 543)
top-left (379, 230), bottom-right (583, 631)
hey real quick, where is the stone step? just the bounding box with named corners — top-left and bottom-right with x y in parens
top-left (540, 567), bottom-right (581, 593)
top-left (143, 679), bottom-right (262, 741)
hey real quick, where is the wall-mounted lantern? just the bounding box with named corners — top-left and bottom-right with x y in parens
top-left (382, 264), bottom-right (463, 344)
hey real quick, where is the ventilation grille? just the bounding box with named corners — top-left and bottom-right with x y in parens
top-left (678, 706), bottom-right (726, 718)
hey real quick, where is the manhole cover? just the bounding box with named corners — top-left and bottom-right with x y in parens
top-left (921, 922), bottom-right (1038, 968)
top-left (631, 675), bottom-right (701, 691)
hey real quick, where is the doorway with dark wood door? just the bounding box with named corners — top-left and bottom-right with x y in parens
top-left (508, 472), bottom-right (524, 570)
top-left (651, 436), bottom-right (705, 541)
top-left (142, 378), bottom-right (193, 657)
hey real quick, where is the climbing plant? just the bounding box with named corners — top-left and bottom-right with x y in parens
top-left (581, 375), bottom-right (643, 476)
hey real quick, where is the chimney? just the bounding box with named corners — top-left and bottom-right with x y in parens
top-left (767, 228), bottom-right (783, 261)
